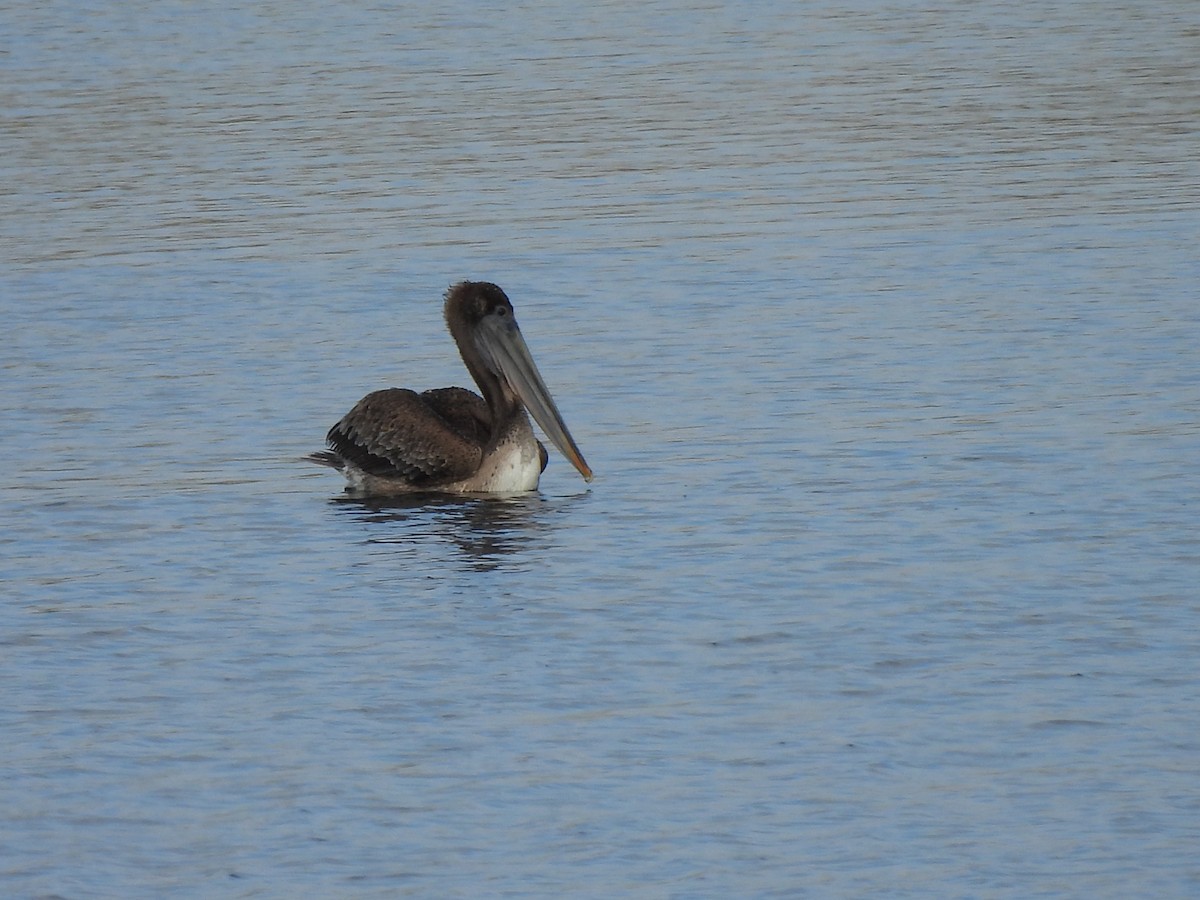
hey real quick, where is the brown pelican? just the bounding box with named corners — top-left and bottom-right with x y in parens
top-left (309, 281), bottom-right (592, 495)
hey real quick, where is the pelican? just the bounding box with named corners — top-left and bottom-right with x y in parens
top-left (309, 281), bottom-right (592, 495)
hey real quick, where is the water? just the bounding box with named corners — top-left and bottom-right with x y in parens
top-left (3, 0), bottom-right (1199, 896)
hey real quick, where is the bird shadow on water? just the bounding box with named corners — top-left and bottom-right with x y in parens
top-left (324, 490), bottom-right (588, 572)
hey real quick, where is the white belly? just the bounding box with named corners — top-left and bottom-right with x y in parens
top-left (461, 439), bottom-right (543, 493)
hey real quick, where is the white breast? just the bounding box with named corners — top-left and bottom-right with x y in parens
top-left (466, 439), bottom-right (542, 492)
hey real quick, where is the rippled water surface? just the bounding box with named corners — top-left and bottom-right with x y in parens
top-left (3, 1), bottom-right (1199, 896)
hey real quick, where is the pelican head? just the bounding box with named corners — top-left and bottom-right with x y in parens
top-left (445, 282), bottom-right (593, 483)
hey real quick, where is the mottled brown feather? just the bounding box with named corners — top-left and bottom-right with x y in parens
top-left (325, 388), bottom-right (484, 485)
top-left (419, 387), bottom-right (492, 447)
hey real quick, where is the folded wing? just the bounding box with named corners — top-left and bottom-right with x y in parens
top-left (326, 387), bottom-right (489, 485)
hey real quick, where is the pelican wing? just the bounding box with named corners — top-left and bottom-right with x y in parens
top-left (418, 387), bottom-right (492, 447)
top-left (326, 388), bottom-right (485, 485)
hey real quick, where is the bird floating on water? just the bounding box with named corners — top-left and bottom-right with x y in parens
top-left (309, 281), bottom-right (593, 495)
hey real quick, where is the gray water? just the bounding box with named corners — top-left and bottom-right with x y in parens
top-left (3, 1), bottom-right (1199, 896)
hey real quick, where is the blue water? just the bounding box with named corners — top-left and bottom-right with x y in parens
top-left (3, 1), bottom-right (1199, 896)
